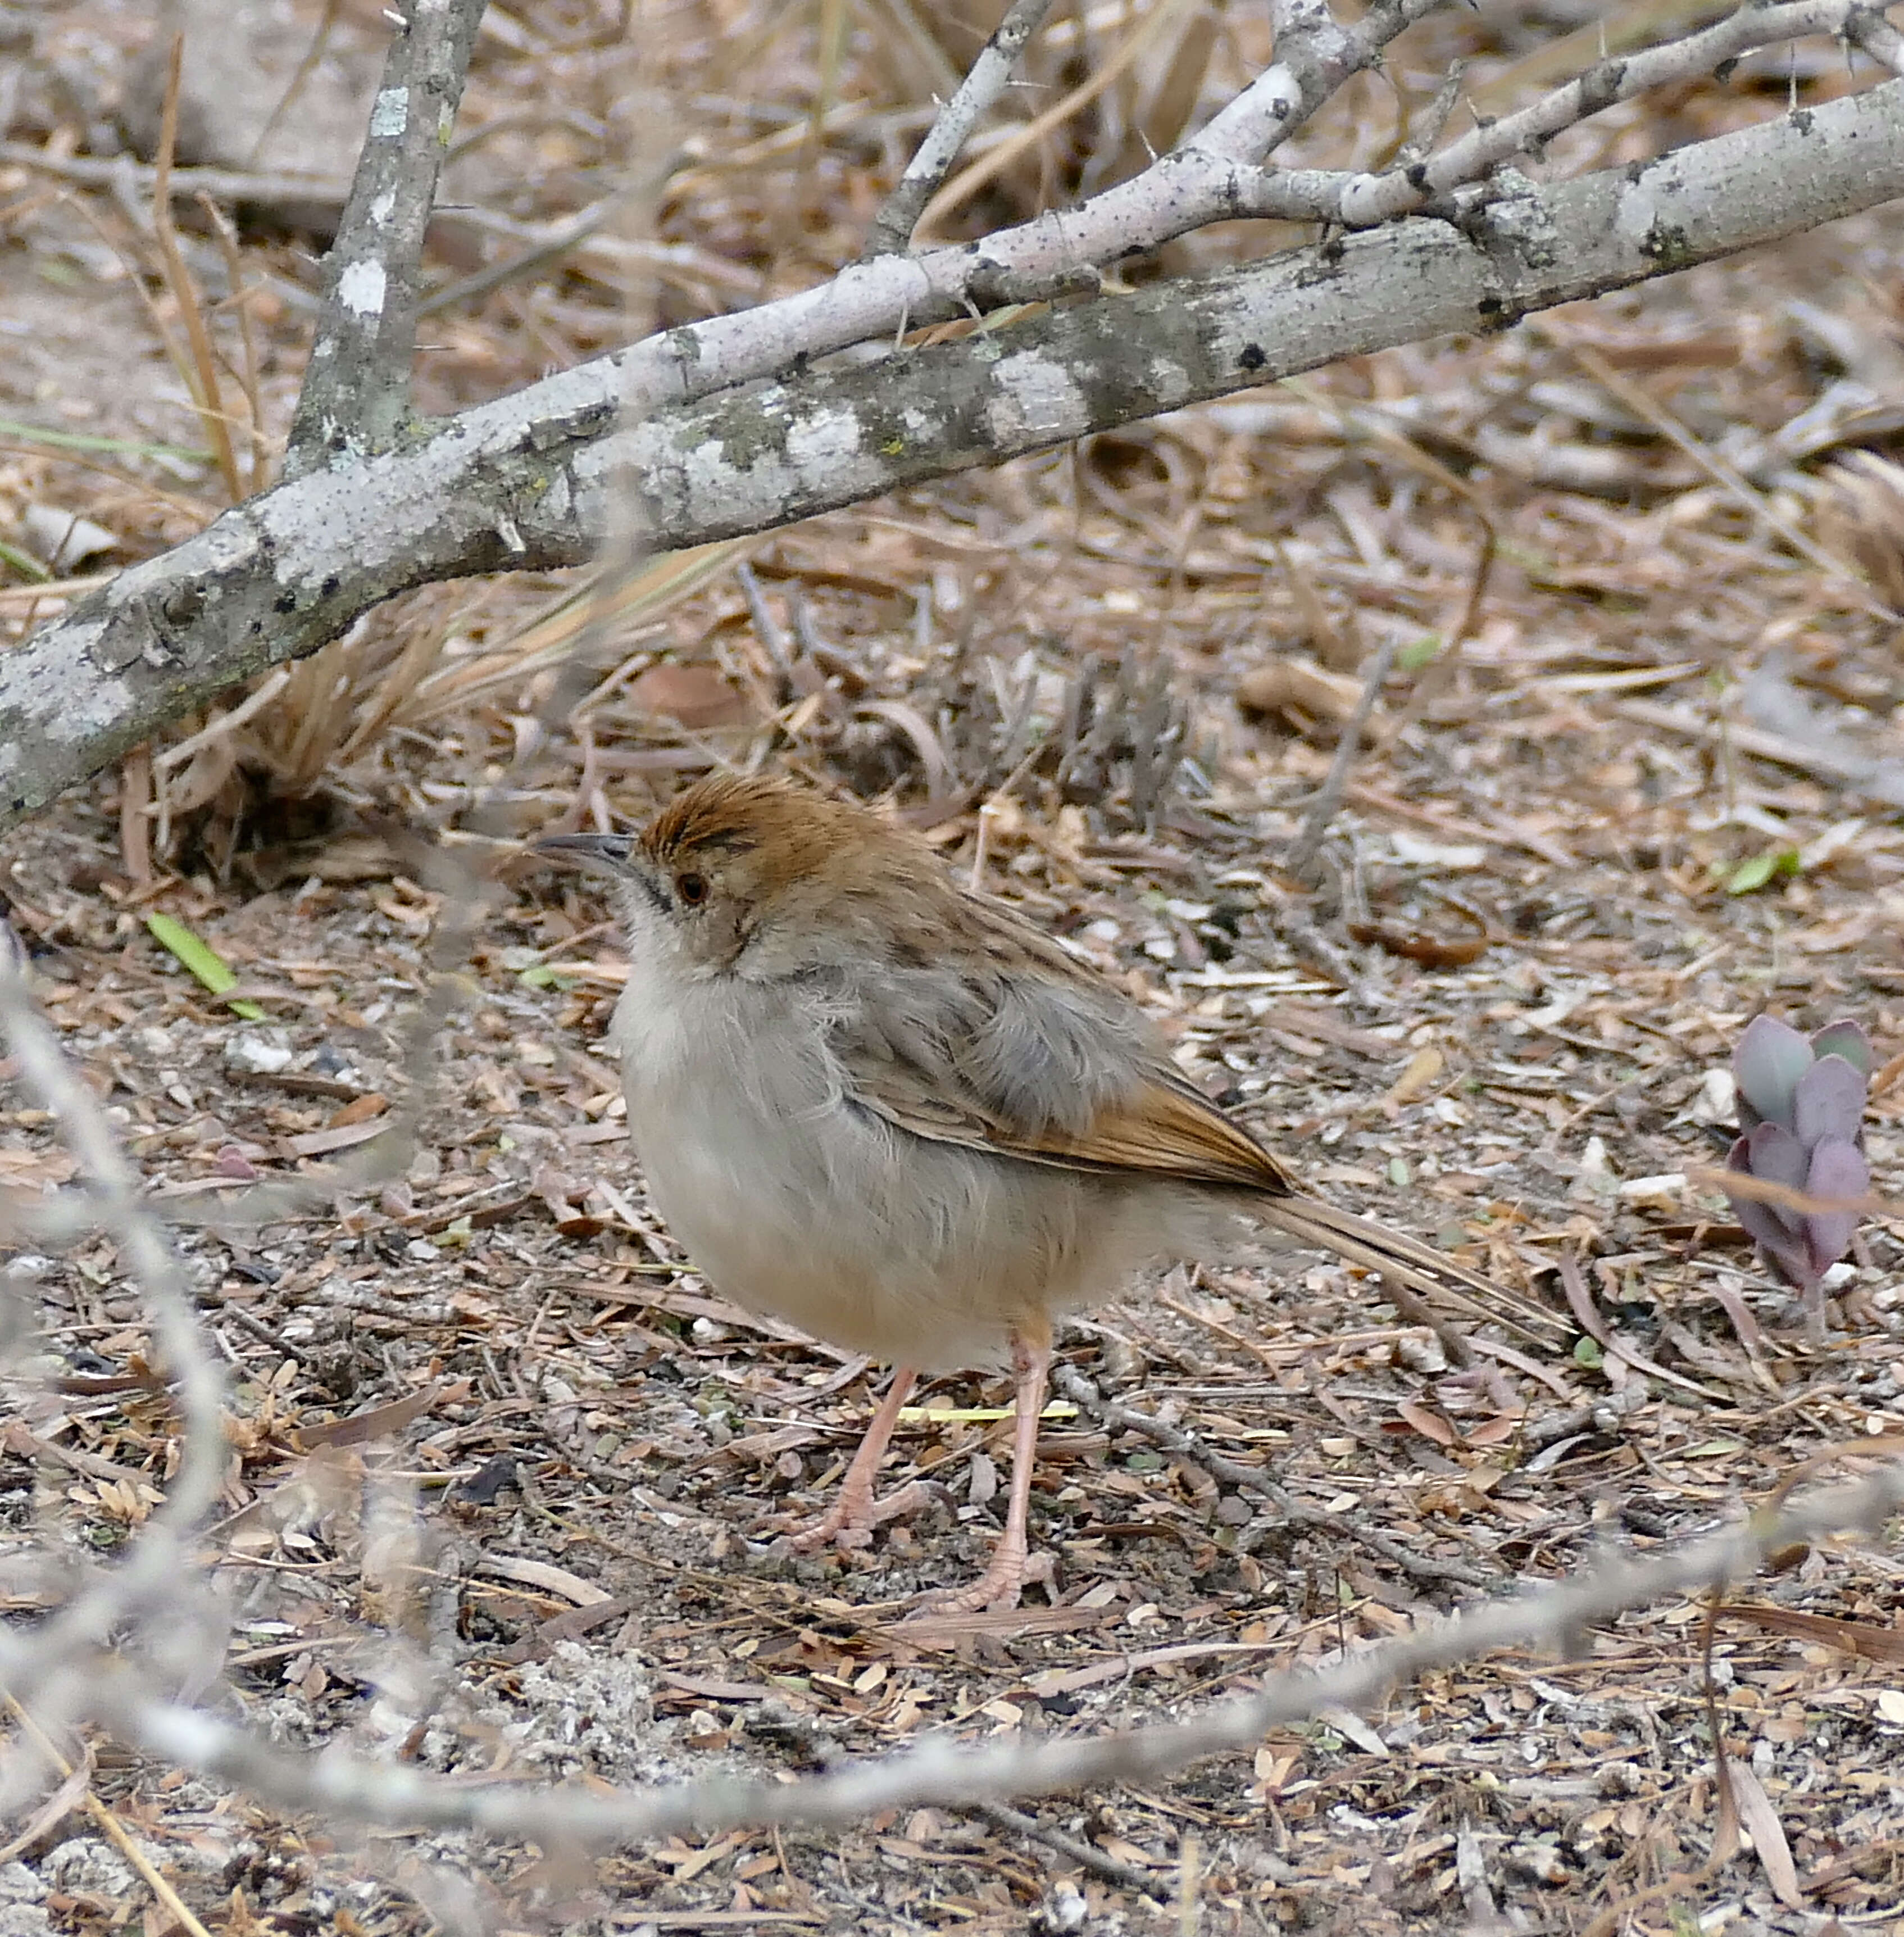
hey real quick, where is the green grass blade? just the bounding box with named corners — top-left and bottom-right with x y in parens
top-left (146, 912), bottom-right (267, 1020)
top-left (0, 539), bottom-right (51, 583)
top-left (0, 416), bottom-right (213, 464)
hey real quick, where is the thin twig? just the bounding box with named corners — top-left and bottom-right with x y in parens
top-left (243, 0), bottom-right (344, 170)
top-left (0, 142), bottom-right (352, 208)
top-left (1283, 635), bottom-right (1398, 884)
top-left (866, 0), bottom-right (1057, 256)
top-left (417, 201), bottom-right (765, 315)
top-left (284, 0), bottom-right (489, 475)
top-left (197, 197), bottom-right (271, 494)
top-left (68, 1458), bottom-right (1904, 1845)
top-left (3, 1699), bottom-right (215, 1937)
top-left (1559, 333), bottom-right (1896, 621)
top-left (1336, 0), bottom-right (1890, 228)
top-left (971, 1800), bottom-right (1171, 1900)
top-left (1053, 1366), bottom-right (1495, 1590)
top-left (0, 964), bottom-right (229, 1697)
top-left (1203, 0), bottom-right (1447, 163)
top-left (913, 0), bottom-right (1197, 243)
top-left (735, 561), bottom-right (795, 693)
top-left (212, 1290), bottom-right (315, 1366)
top-left (152, 669), bottom-right (292, 772)
top-left (1394, 59), bottom-right (1467, 170)
top-left (148, 38), bottom-right (242, 503)
top-left (1608, 696), bottom-right (1904, 810)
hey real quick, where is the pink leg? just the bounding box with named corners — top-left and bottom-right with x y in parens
top-left (912, 1323), bottom-right (1053, 1616)
top-left (785, 1367), bottom-right (931, 1552)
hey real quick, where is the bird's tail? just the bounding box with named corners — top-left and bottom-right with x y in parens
top-left (1253, 1192), bottom-right (1565, 1346)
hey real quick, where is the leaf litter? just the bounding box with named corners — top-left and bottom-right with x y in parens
top-left (2, 0), bottom-right (1904, 1932)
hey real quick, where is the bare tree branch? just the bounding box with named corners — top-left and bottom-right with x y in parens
top-left (1210, 0), bottom-right (1441, 164)
top-left (1337, 0), bottom-right (1903, 228)
top-left (5, 76), bottom-right (1898, 833)
top-left (1848, 7), bottom-right (1904, 76)
top-left (284, 0), bottom-right (489, 474)
top-left (39, 1457), bottom-right (1904, 1847)
top-left (865, 0), bottom-right (1057, 257)
top-left (0, 964), bottom-right (228, 1695)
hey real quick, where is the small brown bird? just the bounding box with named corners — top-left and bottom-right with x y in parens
top-left (541, 773), bottom-right (1534, 1612)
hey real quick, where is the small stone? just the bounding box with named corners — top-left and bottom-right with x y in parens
top-left (224, 1032), bottom-right (294, 1076)
top-left (0, 1862), bottom-right (48, 1906)
top-left (42, 1838), bottom-right (135, 1900)
top-left (22, 505), bottom-right (116, 569)
top-left (1691, 1067), bottom-right (1737, 1124)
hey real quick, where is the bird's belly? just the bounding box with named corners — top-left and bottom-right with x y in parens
top-left (635, 1094), bottom-right (1019, 1368)
top-left (619, 995), bottom-right (1152, 1369)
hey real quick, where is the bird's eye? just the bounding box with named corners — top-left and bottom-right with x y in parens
top-left (675, 870), bottom-right (709, 907)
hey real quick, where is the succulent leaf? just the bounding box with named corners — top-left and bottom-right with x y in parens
top-left (1802, 1140), bottom-right (1868, 1280)
top-left (1792, 1054), bottom-right (1869, 1149)
top-left (1808, 1019), bottom-right (1873, 1076)
top-left (1731, 1202), bottom-right (1808, 1279)
top-left (1743, 1123), bottom-right (1805, 1193)
top-left (1725, 1129), bottom-right (1805, 1271)
top-left (1725, 1013), bottom-right (1871, 1318)
top-left (1732, 1014), bottom-right (1813, 1132)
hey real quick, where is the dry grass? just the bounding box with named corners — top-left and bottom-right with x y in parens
top-left (3, 1), bottom-right (1904, 1932)
top-left (7, 0), bottom-right (1897, 864)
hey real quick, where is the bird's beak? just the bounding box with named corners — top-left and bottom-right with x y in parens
top-left (533, 833), bottom-right (635, 869)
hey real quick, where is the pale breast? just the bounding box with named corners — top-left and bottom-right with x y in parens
top-left (610, 970), bottom-right (1171, 1368)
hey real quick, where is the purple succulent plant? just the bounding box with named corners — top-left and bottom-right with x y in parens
top-left (1725, 1014), bottom-right (1871, 1327)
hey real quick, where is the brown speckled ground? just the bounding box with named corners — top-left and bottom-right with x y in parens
top-left (4, 2), bottom-right (1904, 1933)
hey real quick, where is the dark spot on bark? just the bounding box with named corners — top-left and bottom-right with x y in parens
top-left (161, 582), bottom-right (206, 629)
top-left (1641, 216), bottom-right (1692, 266)
top-left (1791, 107), bottom-right (1814, 135)
top-left (1239, 343), bottom-right (1265, 373)
top-left (321, 575), bottom-right (340, 598)
top-left (274, 589), bottom-right (298, 613)
top-left (1406, 163), bottom-right (1428, 191)
top-left (965, 252), bottom-right (1014, 307)
top-left (1296, 241), bottom-right (1346, 287)
top-left (1476, 294), bottom-right (1511, 331)
top-left (1579, 58), bottom-right (1626, 115)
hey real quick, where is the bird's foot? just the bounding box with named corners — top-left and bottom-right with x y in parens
top-left (906, 1541), bottom-right (1055, 1618)
top-left (776, 1478), bottom-right (944, 1554)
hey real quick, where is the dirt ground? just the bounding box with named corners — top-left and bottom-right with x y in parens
top-left (4, 3), bottom-right (1904, 1934)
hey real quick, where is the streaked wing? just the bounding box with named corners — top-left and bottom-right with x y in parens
top-left (827, 894), bottom-right (1298, 1194)
top-left (828, 900), bottom-right (1567, 1341)
top-left (842, 1047), bottom-right (1007, 1149)
top-left (993, 1070), bottom-right (1299, 1193)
